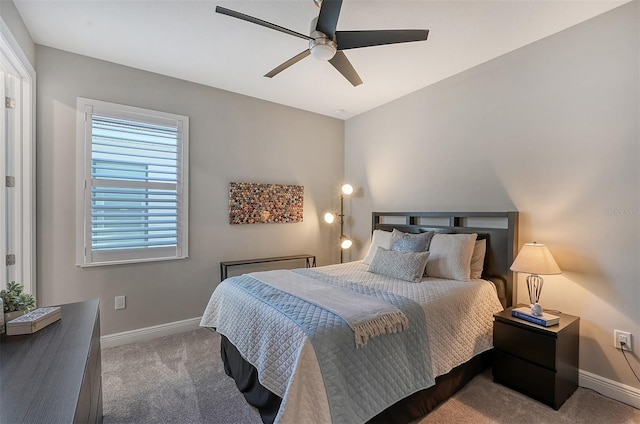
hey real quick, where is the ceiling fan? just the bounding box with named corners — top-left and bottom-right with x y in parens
top-left (216, 0), bottom-right (429, 86)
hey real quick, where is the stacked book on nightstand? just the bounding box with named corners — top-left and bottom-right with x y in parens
top-left (511, 306), bottom-right (559, 327)
top-left (6, 307), bottom-right (62, 335)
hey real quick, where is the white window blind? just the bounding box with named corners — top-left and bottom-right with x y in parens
top-left (76, 98), bottom-right (189, 266)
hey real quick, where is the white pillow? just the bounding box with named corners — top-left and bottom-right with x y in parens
top-left (470, 239), bottom-right (487, 279)
top-left (426, 233), bottom-right (478, 281)
top-left (362, 230), bottom-right (392, 265)
top-left (367, 247), bottom-right (430, 283)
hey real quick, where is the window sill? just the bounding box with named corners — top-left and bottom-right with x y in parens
top-left (77, 255), bottom-right (188, 268)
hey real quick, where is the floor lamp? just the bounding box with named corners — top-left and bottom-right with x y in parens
top-left (324, 184), bottom-right (353, 263)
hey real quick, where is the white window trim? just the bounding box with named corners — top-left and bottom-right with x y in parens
top-left (75, 98), bottom-right (189, 267)
top-left (0, 17), bottom-right (36, 296)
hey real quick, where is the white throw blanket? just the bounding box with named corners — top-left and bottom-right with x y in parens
top-left (250, 270), bottom-right (408, 347)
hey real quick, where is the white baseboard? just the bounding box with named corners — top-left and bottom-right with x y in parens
top-left (100, 316), bottom-right (202, 349)
top-left (579, 369), bottom-right (640, 409)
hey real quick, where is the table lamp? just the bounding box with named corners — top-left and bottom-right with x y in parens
top-left (510, 242), bottom-right (561, 316)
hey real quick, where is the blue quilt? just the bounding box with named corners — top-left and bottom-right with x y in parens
top-left (225, 269), bottom-right (433, 423)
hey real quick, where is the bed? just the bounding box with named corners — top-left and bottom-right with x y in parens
top-left (201, 211), bottom-right (518, 423)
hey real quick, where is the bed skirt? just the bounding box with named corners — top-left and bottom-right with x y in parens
top-left (220, 334), bottom-right (492, 424)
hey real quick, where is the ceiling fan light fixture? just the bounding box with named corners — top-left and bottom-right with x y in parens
top-left (217, 1), bottom-right (429, 86)
top-left (309, 38), bottom-right (337, 61)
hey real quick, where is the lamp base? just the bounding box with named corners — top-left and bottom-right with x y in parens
top-left (526, 274), bottom-right (544, 315)
top-left (530, 303), bottom-right (543, 316)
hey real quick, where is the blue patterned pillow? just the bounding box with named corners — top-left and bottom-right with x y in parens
top-left (390, 229), bottom-right (434, 253)
top-left (367, 247), bottom-right (430, 282)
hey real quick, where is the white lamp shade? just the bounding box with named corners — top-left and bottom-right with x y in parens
top-left (310, 43), bottom-right (336, 61)
top-left (340, 237), bottom-right (352, 249)
top-left (324, 212), bottom-right (335, 224)
top-left (341, 184), bottom-right (353, 195)
top-left (510, 243), bottom-right (561, 275)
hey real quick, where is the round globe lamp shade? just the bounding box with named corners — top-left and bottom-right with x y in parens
top-left (324, 212), bottom-right (335, 224)
top-left (341, 184), bottom-right (354, 195)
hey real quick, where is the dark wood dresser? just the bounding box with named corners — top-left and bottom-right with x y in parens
top-left (0, 299), bottom-right (103, 423)
top-left (493, 307), bottom-right (580, 410)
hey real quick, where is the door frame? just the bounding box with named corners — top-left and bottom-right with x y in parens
top-left (0, 17), bottom-right (35, 296)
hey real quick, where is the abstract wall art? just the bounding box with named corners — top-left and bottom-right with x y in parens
top-left (229, 182), bottom-right (304, 224)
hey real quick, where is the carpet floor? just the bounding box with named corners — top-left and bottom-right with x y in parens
top-left (102, 328), bottom-right (640, 424)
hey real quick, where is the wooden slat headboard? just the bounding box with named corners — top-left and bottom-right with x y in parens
top-left (372, 211), bottom-right (519, 307)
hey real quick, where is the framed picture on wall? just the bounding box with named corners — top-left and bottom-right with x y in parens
top-left (229, 182), bottom-right (303, 224)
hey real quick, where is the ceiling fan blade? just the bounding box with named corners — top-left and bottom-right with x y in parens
top-left (336, 29), bottom-right (429, 50)
top-left (315, 0), bottom-right (342, 38)
top-left (264, 50), bottom-right (311, 78)
top-left (216, 6), bottom-right (312, 41)
top-left (328, 51), bottom-right (362, 87)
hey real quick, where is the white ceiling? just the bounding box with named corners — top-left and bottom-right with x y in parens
top-left (14, 0), bottom-right (627, 119)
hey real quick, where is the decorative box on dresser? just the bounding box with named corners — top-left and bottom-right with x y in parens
top-left (0, 299), bottom-right (103, 423)
top-left (493, 307), bottom-right (580, 410)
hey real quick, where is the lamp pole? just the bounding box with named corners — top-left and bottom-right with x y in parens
top-left (339, 193), bottom-right (345, 263)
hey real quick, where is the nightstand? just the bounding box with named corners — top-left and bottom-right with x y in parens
top-left (493, 307), bottom-right (580, 410)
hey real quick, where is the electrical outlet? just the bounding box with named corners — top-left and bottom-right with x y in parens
top-left (115, 295), bottom-right (126, 310)
top-left (614, 330), bottom-right (632, 351)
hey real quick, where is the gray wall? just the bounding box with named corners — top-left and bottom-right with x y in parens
top-left (36, 45), bottom-right (344, 335)
top-left (345, 2), bottom-right (639, 388)
top-left (0, 0), bottom-right (34, 67)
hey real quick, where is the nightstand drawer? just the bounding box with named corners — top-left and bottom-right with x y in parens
top-left (493, 350), bottom-right (557, 407)
top-left (494, 321), bottom-right (556, 370)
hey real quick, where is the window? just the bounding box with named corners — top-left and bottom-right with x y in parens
top-left (76, 98), bottom-right (189, 266)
